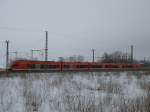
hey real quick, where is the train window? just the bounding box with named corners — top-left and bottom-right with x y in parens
top-left (105, 65), bottom-right (112, 68)
top-left (79, 65), bottom-right (88, 68)
top-left (35, 64), bottom-right (41, 69)
top-left (64, 65), bottom-right (70, 68)
top-left (40, 65), bottom-right (44, 68)
top-left (48, 65), bottom-right (60, 69)
top-left (105, 65), bottom-right (109, 68)
top-left (12, 64), bottom-right (18, 67)
top-left (92, 65), bottom-right (102, 68)
top-left (29, 64), bottom-right (36, 69)
top-left (112, 65), bottom-right (119, 68)
top-left (126, 65), bottom-right (132, 68)
top-left (40, 64), bottom-right (49, 69)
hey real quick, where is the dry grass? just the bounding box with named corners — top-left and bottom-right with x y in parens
top-left (0, 72), bottom-right (150, 112)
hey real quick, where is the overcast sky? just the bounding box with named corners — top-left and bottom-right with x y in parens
top-left (0, 0), bottom-right (150, 66)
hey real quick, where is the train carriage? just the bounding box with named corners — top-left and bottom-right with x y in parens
top-left (9, 59), bottom-right (143, 71)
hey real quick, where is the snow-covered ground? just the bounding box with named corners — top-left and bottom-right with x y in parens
top-left (0, 72), bottom-right (150, 112)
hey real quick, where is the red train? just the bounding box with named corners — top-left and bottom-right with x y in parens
top-left (9, 59), bottom-right (143, 71)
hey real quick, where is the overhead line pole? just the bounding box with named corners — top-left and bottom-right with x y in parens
top-left (45, 31), bottom-right (48, 61)
top-left (92, 48), bottom-right (95, 63)
top-left (5, 40), bottom-right (9, 70)
top-left (131, 45), bottom-right (134, 64)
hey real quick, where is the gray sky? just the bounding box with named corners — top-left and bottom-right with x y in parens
top-left (0, 0), bottom-right (150, 66)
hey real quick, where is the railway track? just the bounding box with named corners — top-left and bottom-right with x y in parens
top-left (0, 68), bottom-right (150, 74)
top-left (0, 68), bottom-right (150, 78)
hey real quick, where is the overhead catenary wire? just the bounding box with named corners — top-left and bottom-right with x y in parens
top-left (0, 26), bottom-right (87, 39)
top-left (0, 26), bottom-right (44, 33)
top-left (0, 26), bottom-right (106, 62)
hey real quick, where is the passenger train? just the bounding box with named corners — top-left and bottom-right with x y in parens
top-left (9, 60), bottom-right (143, 71)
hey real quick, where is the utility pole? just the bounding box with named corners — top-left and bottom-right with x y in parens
top-left (92, 48), bottom-right (95, 63)
top-left (125, 53), bottom-right (128, 63)
top-left (45, 31), bottom-right (48, 61)
top-left (5, 40), bottom-right (9, 70)
top-left (131, 45), bottom-right (134, 64)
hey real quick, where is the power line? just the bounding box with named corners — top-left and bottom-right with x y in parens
top-left (0, 26), bottom-right (44, 32)
top-left (0, 26), bottom-right (86, 39)
top-left (31, 49), bottom-right (44, 60)
top-left (9, 51), bottom-right (18, 59)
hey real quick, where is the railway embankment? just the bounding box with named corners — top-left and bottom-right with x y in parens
top-left (0, 68), bottom-right (150, 77)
